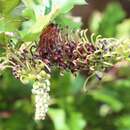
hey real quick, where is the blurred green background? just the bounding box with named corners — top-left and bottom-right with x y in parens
top-left (1, 0), bottom-right (130, 130)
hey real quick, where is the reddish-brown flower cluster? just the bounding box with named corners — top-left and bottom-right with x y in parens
top-left (38, 24), bottom-right (95, 73)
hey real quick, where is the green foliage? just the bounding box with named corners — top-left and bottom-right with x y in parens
top-left (116, 19), bottom-right (130, 39)
top-left (0, 0), bottom-right (85, 42)
top-left (90, 88), bottom-right (124, 111)
top-left (52, 0), bottom-right (86, 14)
top-left (55, 15), bottom-right (82, 29)
top-left (0, 0), bottom-right (20, 14)
top-left (1, 64), bottom-right (130, 130)
top-left (90, 2), bottom-right (126, 37)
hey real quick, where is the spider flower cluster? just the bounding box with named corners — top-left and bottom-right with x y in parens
top-left (38, 24), bottom-right (130, 76)
top-left (0, 23), bottom-right (130, 121)
top-left (0, 43), bottom-right (51, 120)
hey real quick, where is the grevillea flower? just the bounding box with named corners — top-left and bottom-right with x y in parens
top-left (0, 23), bottom-right (130, 121)
top-left (38, 23), bottom-right (96, 73)
top-left (38, 23), bottom-right (130, 76)
top-left (0, 42), bottom-right (51, 120)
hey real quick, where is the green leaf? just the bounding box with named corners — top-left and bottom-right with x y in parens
top-left (0, 16), bottom-right (21, 32)
top-left (22, 8), bottom-right (35, 20)
top-left (28, 7), bottom-right (59, 33)
top-left (48, 108), bottom-right (69, 130)
top-left (52, 0), bottom-right (87, 14)
top-left (19, 30), bottom-right (39, 41)
top-left (21, 0), bottom-right (86, 34)
top-left (0, 0), bottom-right (20, 14)
top-left (22, 0), bottom-right (52, 18)
top-left (21, 0), bottom-right (35, 8)
top-left (70, 74), bottom-right (85, 94)
top-left (115, 115), bottom-right (130, 129)
top-left (90, 89), bottom-right (124, 111)
top-left (19, 20), bottom-right (40, 41)
top-left (55, 15), bottom-right (82, 29)
top-left (89, 11), bottom-right (102, 33)
top-left (98, 2), bottom-right (125, 37)
top-left (21, 0), bottom-right (57, 34)
top-left (68, 112), bottom-right (86, 130)
top-left (116, 19), bottom-right (130, 39)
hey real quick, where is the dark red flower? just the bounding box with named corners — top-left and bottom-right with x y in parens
top-left (37, 24), bottom-right (96, 73)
